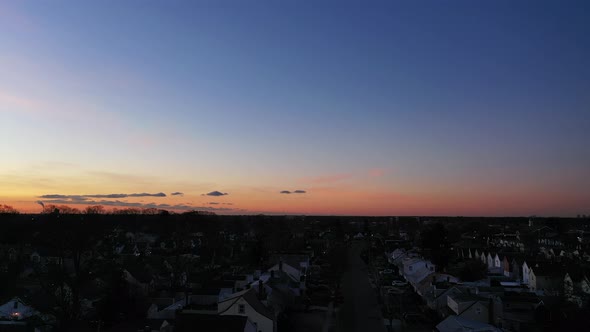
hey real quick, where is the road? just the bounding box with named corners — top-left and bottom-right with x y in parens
top-left (337, 241), bottom-right (386, 332)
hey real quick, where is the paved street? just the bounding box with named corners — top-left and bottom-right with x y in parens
top-left (337, 241), bottom-right (386, 332)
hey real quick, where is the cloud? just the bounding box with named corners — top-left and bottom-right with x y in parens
top-left (205, 191), bottom-right (228, 197)
top-left (300, 173), bottom-right (353, 184)
top-left (280, 190), bottom-right (307, 194)
top-left (40, 198), bottom-right (238, 212)
top-left (36, 201), bottom-right (44, 208)
top-left (171, 192), bottom-right (184, 196)
top-left (39, 192), bottom-right (166, 199)
top-left (208, 202), bottom-right (220, 205)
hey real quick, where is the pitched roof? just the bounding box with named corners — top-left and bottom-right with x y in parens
top-left (436, 315), bottom-right (501, 332)
top-left (175, 313), bottom-right (249, 332)
top-left (219, 288), bottom-right (274, 321)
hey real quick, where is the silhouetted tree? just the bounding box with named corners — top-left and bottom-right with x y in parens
top-left (459, 260), bottom-right (488, 281)
top-left (0, 204), bottom-right (19, 214)
top-left (421, 223), bottom-right (451, 271)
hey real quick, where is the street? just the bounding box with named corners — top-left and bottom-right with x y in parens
top-left (337, 241), bottom-right (386, 332)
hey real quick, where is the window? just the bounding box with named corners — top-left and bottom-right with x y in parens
top-left (409, 266), bottom-right (413, 271)
top-left (476, 307), bottom-right (481, 314)
top-left (238, 304), bottom-right (245, 314)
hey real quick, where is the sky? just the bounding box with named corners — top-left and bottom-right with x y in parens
top-left (1, 0), bottom-right (589, 216)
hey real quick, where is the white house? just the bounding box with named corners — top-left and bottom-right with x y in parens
top-left (522, 261), bottom-right (530, 285)
top-left (493, 254), bottom-right (502, 269)
top-left (218, 288), bottom-right (275, 332)
top-left (402, 258), bottom-right (435, 288)
top-left (486, 253), bottom-right (494, 270)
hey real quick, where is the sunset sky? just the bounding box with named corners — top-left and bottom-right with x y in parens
top-left (1, 1), bottom-right (589, 216)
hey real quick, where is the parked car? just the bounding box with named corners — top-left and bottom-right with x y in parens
top-left (379, 269), bottom-right (393, 275)
top-left (391, 280), bottom-right (407, 287)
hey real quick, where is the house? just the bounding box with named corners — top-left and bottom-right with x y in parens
top-left (218, 288), bottom-right (275, 332)
top-left (528, 263), bottom-right (562, 294)
top-left (401, 257), bottom-right (435, 288)
top-left (511, 257), bottom-right (522, 281)
top-left (483, 253), bottom-right (503, 274)
top-left (521, 261), bottom-right (530, 285)
top-left (267, 255), bottom-right (309, 294)
top-left (0, 298), bottom-right (40, 320)
top-left (493, 254), bottom-right (502, 270)
top-left (0, 297), bottom-right (53, 326)
top-left (425, 285), bottom-right (466, 314)
top-left (436, 315), bottom-right (502, 332)
top-left (147, 299), bottom-right (185, 320)
top-left (500, 293), bottom-right (544, 331)
top-left (446, 294), bottom-right (491, 324)
top-left (502, 256), bottom-right (511, 277)
top-left (532, 226), bottom-right (561, 247)
top-left (388, 248), bottom-right (407, 265)
top-left (563, 268), bottom-right (590, 306)
top-left (175, 313), bottom-right (257, 332)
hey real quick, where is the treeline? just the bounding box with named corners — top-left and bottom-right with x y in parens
top-left (0, 203), bottom-right (216, 216)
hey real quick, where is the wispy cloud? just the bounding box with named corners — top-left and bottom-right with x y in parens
top-left (204, 191), bottom-right (228, 197)
top-left (171, 192), bottom-right (184, 196)
top-left (280, 190), bottom-right (292, 194)
top-left (208, 202), bottom-right (220, 205)
top-left (300, 173), bottom-right (353, 184)
top-left (39, 192), bottom-right (167, 199)
top-left (293, 190), bottom-right (307, 194)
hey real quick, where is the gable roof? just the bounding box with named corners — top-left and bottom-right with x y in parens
top-left (0, 298), bottom-right (39, 319)
top-left (176, 313), bottom-right (249, 332)
top-left (436, 315), bottom-right (501, 332)
top-left (219, 288), bottom-right (274, 320)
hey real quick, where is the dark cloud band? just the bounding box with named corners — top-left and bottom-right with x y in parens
top-left (39, 192), bottom-right (167, 199)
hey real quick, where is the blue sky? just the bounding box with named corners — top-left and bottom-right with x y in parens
top-left (1, 0), bottom-right (589, 215)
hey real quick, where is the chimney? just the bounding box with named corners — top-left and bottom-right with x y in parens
top-left (271, 270), bottom-right (275, 278)
top-left (279, 259), bottom-right (283, 272)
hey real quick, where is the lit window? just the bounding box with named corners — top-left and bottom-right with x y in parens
top-left (238, 304), bottom-right (245, 314)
